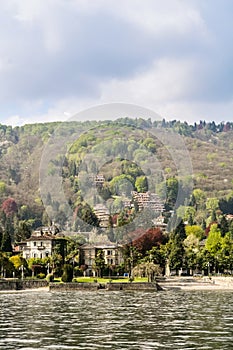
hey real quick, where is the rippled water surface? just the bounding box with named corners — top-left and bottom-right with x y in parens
top-left (0, 289), bottom-right (233, 349)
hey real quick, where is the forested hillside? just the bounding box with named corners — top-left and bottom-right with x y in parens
top-left (0, 118), bottom-right (233, 245)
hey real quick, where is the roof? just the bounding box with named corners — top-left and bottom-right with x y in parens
top-left (26, 234), bottom-right (57, 241)
top-left (80, 243), bottom-right (122, 249)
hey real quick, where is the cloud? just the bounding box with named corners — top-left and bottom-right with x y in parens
top-left (1, 0), bottom-right (233, 125)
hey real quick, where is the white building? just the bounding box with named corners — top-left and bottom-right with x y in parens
top-left (22, 228), bottom-right (58, 260)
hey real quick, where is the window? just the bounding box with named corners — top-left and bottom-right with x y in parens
top-left (33, 253), bottom-right (37, 258)
top-left (40, 253), bottom-right (43, 259)
top-left (34, 242), bottom-right (36, 246)
top-left (41, 242), bottom-right (43, 246)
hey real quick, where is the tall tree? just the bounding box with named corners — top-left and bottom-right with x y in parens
top-left (219, 216), bottom-right (229, 236)
top-left (205, 224), bottom-right (222, 273)
top-left (166, 177), bottom-right (178, 210)
top-left (94, 249), bottom-right (105, 277)
top-left (165, 232), bottom-right (185, 274)
top-left (1, 231), bottom-right (12, 253)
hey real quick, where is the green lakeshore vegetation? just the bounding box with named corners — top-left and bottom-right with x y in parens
top-left (1, 118), bottom-right (233, 281)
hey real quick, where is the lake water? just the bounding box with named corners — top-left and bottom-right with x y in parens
top-left (0, 289), bottom-right (232, 349)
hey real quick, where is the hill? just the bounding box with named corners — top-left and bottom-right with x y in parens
top-left (0, 118), bottom-right (233, 243)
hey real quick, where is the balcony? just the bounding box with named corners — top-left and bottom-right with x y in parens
top-left (37, 246), bottom-right (45, 250)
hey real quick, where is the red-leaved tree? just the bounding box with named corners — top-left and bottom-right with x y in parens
top-left (132, 227), bottom-right (165, 255)
top-left (1, 198), bottom-right (18, 217)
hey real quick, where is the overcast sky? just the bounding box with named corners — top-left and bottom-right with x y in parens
top-left (1, 0), bottom-right (233, 126)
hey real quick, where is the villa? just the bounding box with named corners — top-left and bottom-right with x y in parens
top-left (22, 226), bottom-right (63, 260)
top-left (80, 243), bottom-right (124, 276)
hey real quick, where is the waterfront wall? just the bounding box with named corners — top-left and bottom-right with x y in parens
top-left (106, 282), bottom-right (159, 291)
top-left (49, 282), bottom-right (160, 292)
top-left (50, 282), bottom-right (100, 291)
top-left (0, 279), bottom-right (48, 291)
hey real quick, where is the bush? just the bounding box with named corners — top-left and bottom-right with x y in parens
top-left (74, 266), bottom-right (84, 277)
top-left (37, 273), bottom-right (46, 279)
top-left (61, 264), bottom-right (73, 283)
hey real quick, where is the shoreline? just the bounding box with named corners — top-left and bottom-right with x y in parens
top-left (158, 276), bottom-right (233, 291)
top-left (0, 286), bottom-right (50, 294)
top-left (1, 277), bottom-right (233, 293)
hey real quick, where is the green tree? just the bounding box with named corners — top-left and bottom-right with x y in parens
top-left (9, 255), bottom-right (28, 277)
top-left (133, 262), bottom-right (161, 282)
top-left (14, 220), bottom-right (32, 242)
top-left (0, 181), bottom-right (6, 196)
top-left (109, 174), bottom-right (134, 196)
top-left (219, 215), bottom-right (229, 236)
top-left (206, 224), bottom-right (222, 254)
top-left (0, 253), bottom-right (14, 277)
top-left (165, 232), bottom-right (184, 274)
top-left (98, 184), bottom-right (112, 200)
top-left (205, 224), bottom-right (222, 273)
top-left (142, 137), bottom-right (157, 153)
top-left (166, 177), bottom-right (178, 210)
top-left (51, 253), bottom-right (63, 276)
top-left (174, 219), bottom-right (186, 240)
top-left (78, 204), bottom-right (99, 227)
top-left (185, 225), bottom-right (204, 240)
top-left (93, 249), bottom-right (105, 277)
top-left (135, 176), bottom-right (148, 193)
top-left (53, 238), bottom-right (68, 263)
top-left (145, 245), bottom-right (166, 271)
top-left (61, 264), bottom-right (73, 282)
top-left (1, 224), bottom-right (12, 253)
top-left (206, 197), bottom-right (219, 212)
top-left (177, 206), bottom-right (195, 223)
top-left (191, 189), bottom-right (206, 210)
top-left (219, 232), bottom-right (233, 272)
top-left (183, 234), bottom-right (200, 275)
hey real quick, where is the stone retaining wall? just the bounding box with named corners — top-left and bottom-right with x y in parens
top-left (0, 280), bottom-right (18, 291)
top-left (106, 282), bottom-right (159, 291)
top-left (0, 279), bottom-right (48, 291)
top-left (49, 282), bottom-right (101, 291)
top-left (19, 280), bottom-right (48, 289)
top-left (49, 282), bottom-right (159, 292)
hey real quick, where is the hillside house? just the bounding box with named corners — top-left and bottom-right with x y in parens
top-left (93, 204), bottom-right (110, 228)
top-left (94, 174), bottom-right (105, 187)
top-left (132, 191), bottom-right (165, 212)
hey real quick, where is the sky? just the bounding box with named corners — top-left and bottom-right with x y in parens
top-left (1, 0), bottom-right (233, 126)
